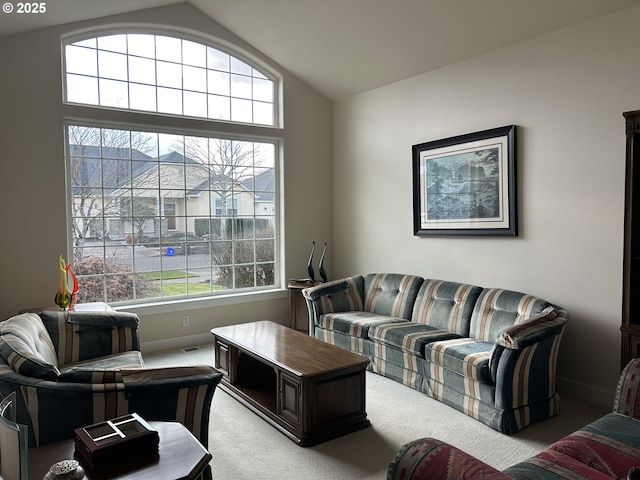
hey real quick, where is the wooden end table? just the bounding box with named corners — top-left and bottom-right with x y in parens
top-left (28, 421), bottom-right (211, 480)
top-left (287, 280), bottom-right (319, 333)
top-left (211, 321), bottom-right (370, 446)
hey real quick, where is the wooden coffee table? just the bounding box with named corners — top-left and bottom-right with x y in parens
top-left (211, 321), bottom-right (370, 446)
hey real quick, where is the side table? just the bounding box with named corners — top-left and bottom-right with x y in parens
top-left (28, 421), bottom-right (211, 480)
top-left (287, 280), bottom-right (319, 333)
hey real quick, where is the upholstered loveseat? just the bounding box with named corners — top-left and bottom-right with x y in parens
top-left (0, 310), bottom-right (223, 448)
top-left (387, 357), bottom-right (640, 479)
top-left (303, 273), bottom-right (568, 433)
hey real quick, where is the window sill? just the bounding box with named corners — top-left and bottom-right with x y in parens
top-left (113, 288), bottom-right (288, 316)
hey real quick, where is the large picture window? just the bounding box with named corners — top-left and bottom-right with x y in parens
top-left (63, 30), bottom-right (281, 306)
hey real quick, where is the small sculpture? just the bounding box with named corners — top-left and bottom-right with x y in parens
top-left (54, 255), bottom-right (79, 310)
top-left (306, 241), bottom-right (316, 281)
top-left (318, 242), bottom-right (327, 282)
top-left (43, 459), bottom-right (85, 479)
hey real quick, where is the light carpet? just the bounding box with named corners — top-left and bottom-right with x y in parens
top-left (144, 345), bottom-right (608, 480)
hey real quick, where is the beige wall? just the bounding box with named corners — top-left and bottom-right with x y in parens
top-left (0, 4), bottom-right (333, 346)
top-left (1, 2), bottom-right (635, 406)
top-left (333, 7), bottom-right (640, 406)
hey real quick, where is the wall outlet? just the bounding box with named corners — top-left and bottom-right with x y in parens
top-left (182, 315), bottom-right (190, 327)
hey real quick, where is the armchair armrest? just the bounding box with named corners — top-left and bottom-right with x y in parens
top-left (302, 276), bottom-right (364, 336)
top-left (38, 310), bottom-right (140, 366)
top-left (614, 357), bottom-right (640, 419)
top-left (0, 361), bottom-right (222, 448)
top-left (387, 437), bottom-right (510, 480)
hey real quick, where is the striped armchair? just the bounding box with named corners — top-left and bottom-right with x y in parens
top-left (0, 311), bottom-right (222, 448)
top-left (304, 273), bottom-right (568, 433)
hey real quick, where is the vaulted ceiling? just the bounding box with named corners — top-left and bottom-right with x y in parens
top-left (1, 0), bottom-right (638, 100)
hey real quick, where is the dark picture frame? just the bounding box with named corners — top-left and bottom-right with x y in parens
top-left (412, 125), bottom-right (517, 237)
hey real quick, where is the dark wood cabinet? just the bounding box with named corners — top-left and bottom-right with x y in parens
top-left (621, 110), bottom-right (640, 368)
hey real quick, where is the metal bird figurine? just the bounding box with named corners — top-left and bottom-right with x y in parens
top-left (306, 241), bottom-right (316, 281)
top-left (318, 242), bottom-right (327, 282)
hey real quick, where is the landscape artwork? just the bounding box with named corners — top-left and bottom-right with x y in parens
top-left (424, 147), bottom-right (500, 221)
top-left (412, 125), bottom-right (517, 236)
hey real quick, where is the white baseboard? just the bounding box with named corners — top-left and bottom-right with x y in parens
top-left (556, 375), bottom-right (614, 410)
top-left (141, 332), bottom-right (213, 354)
top-left (140, 319), bottom-right (290, 354)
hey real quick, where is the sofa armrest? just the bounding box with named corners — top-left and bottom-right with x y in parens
top-left (488, 307), bottom-right (568, 418)
top-left (495, 306), bottom-right (567, 350)
top-left (302, 276), bottom-right (364, 337)
top-left (38, 310), bottom-right (140, 366)
top-left (0, 361), bottom-right (222, 448)
top-left (614, 357), bottom-right (640, 419)
top-left (387, 437), bottom-right (510, 480)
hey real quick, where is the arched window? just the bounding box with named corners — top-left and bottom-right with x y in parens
top-left (62, 29), bottom-right (282, 306)
top-left (64, 32), bottom-right (276, 125)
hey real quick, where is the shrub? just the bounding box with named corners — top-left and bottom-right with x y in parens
top-left (73, 255), bottom-right (155, 303)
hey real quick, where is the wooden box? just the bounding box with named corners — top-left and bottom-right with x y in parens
top-left (73, 413), bottom-right (159, 469)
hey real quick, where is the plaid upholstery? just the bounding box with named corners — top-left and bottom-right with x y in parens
top-left (307, 274), bottom-right (568, 434)
top-left (363, 274), bottom-right (424, 319)
top-left (411, 280), bottom-right (482, 336)
top-left (0, 311), bottom-right (222, 448)
top-left (470, 289), bottom-right (552, 342)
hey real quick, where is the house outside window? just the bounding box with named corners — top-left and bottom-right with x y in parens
top-left (63, 30), bottom-right (281, 305)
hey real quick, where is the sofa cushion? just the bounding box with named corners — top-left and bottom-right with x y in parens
top-left (410, 280), bottom-right (483, 336)
top-left (469, 288), bottom-right (553, 343)
top-left (425, 338), bottom-right (493, 383)
top-left (57, 351), bottom-right (144, 383)
top-left (318, 312), bottom-right (409, 339)
top-left (0, 313), bottom-right (60, 381)
top-left (363, 274), bottom-right (424, 320)
top-left (369, 322), bottom-right (462, 357)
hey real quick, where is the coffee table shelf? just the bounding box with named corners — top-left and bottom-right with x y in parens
top-left (211, 321), bottom-right (370, 446)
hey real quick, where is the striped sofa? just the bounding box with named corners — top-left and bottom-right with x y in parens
top-left (0, 310), bottom-right (223, 448)
top-left (387, 357), bottom-right (640, 479)
top-left (303, 273), bottom-right (568, 433)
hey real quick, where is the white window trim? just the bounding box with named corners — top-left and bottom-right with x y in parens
top-left (62, 26), bottom-right (286, 309)
top-left (61, 25), bottom-right (283, 129)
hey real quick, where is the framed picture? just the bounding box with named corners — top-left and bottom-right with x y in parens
top-left (412, 125), bottom-right (517, 236)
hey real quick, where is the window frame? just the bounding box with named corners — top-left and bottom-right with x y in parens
top-left (61, 26), bottom-right (286, 311)
top-left (62, 27), bottom-right (282, 128)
